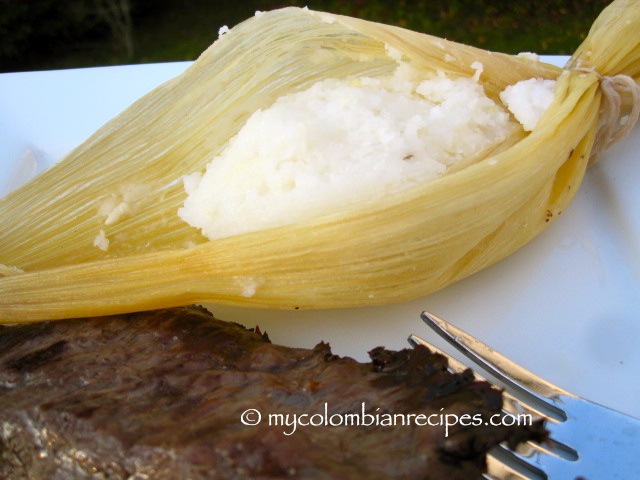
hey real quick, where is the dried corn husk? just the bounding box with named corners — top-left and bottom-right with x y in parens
top-left (0, 1), bottom-right (638, 322)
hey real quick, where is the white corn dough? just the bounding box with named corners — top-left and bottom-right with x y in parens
top-left (179, 65), bottom-right (554, 240)
top-left (500, 78), bottom-right (557, 131)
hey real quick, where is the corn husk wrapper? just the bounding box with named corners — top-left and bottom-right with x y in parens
top-left (0, 1), bottom-right (638, 322)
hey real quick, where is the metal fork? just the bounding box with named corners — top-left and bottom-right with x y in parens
top-left (408, 311), bottom-right (640, 480)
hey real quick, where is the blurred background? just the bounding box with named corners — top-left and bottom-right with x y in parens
top-left (1, 0), bottom-right (611, 73)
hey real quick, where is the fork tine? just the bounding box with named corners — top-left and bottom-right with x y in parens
top-left (485, 444), bottom-right (547, 480)
top-left (409, 333), bottom-right (549, 422)
top-left (420, 312), bottom-right (570, 422)
top-left (408, 333), bottom-right (473, 376)
top-left (409, 332), bottom-right (579, 455)
top-left (409, 334), bottom-right (536, 411)
top-left (409, 333), bottom-right (533, 415)
top-left (408, 332), bottom-right (574, 480)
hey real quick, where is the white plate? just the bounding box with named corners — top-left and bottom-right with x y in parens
top-left (1, 57), bottom-right (639, 419)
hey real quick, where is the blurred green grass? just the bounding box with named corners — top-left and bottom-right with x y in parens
top-left (1, 0), bottom-right (611, 73)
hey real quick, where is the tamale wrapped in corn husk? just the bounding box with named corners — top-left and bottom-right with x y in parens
top-left (0, 0), bottom-right (638, 321)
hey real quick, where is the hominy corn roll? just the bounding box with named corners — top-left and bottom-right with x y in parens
top-left (0, 0), bottom-right (638, 321)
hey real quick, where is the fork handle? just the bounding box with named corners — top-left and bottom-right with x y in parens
top-left (537, 395), bottom-right (640, 478)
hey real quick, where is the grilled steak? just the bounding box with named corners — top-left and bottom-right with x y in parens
top-left (0, 306), bottom-right (543, 479)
